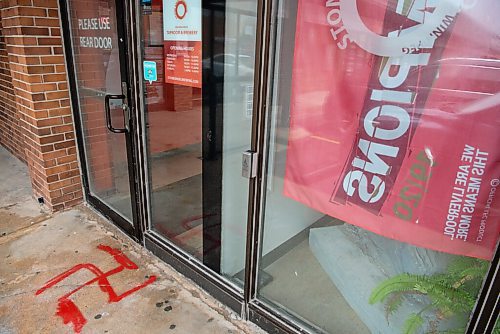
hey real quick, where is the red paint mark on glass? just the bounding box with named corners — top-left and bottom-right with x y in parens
top-left (35, 244), bottom-right (157, 333)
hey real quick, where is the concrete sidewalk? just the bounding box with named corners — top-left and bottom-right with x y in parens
top-left (0, 147), bottom-right (263, 334)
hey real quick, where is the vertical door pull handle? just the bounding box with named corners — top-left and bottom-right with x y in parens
top-left (104, 94), bottom-right (128, 133)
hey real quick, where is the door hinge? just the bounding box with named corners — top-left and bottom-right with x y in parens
top-left (242, 151), bottom-right (258, 179)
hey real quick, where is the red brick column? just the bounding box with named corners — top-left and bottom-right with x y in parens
top-left (165, 84), bottom-right (193, 111)
top-left (0, 0), bottom-right (83, 211)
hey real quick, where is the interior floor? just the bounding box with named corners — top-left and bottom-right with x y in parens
top-left (260, 238), bottom-right (370, 334)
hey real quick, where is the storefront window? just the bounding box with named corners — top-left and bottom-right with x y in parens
top-left (258, 1), bottom-right (500, 333)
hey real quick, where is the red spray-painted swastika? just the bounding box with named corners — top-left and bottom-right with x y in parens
top-left (35, 244), bottom-right (157, 333)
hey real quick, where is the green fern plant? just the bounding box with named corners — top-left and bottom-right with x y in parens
top-left (369, 256), bottom-right (498, 334)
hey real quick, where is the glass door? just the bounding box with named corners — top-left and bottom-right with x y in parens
top-left (138, 0), bottom-right (258, 287)
top-left (64, 0), bottom-right (140, 237)
top-left (255, 1), bottom-right (500, 333)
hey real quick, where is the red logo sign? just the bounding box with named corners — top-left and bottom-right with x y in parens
top-left (175, 0), bottom-right (187, 20)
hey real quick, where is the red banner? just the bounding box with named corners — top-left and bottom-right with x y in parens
top-left (284, 0), bottom-right (500, 259)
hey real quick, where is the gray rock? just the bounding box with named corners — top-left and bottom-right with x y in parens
top-left (309, 225), bottom-right (454, 334)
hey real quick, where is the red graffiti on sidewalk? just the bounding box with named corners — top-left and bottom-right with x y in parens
top-left (35, 244), bottom-right (157, 333)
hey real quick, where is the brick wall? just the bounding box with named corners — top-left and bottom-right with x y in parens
top-left (0, 13), bottom-right (24, 161)
top-left (0, 0), bottom-right (83, 211)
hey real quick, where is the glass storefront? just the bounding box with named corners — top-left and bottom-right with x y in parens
top-left (63, 0), bottom-right (500, 333)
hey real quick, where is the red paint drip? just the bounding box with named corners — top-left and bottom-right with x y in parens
top-left (56, 299), bottom-right (87, 334)
top-left (97, 244), bottom-right (139, 269)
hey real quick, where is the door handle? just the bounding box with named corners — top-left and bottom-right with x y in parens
top-left (104, 94), bottom-right (128, 133)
